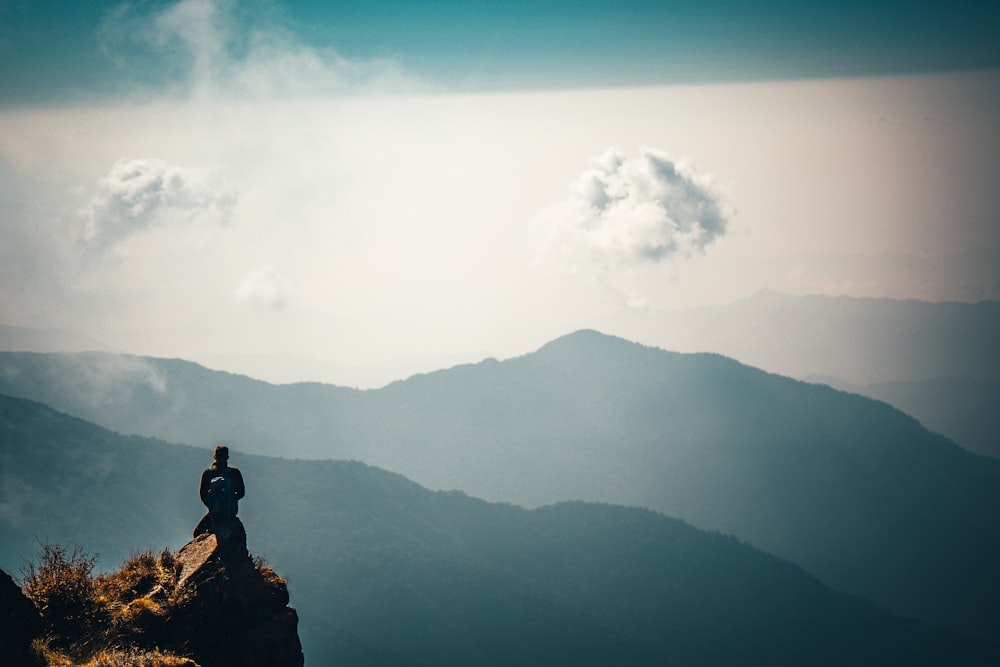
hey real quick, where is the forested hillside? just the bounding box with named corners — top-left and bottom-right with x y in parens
top-left (2, 395), bottom-right (997, 665)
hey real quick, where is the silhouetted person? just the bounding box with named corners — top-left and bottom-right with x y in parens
top-left (193, 445), bottom-right (246, 537)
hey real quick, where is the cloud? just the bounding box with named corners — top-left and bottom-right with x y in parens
top-left (79, 158), bottom-right (238, 249)
top-left (100, 0), bottom-right (409, 99)
top-left (235, 265), bottom-right (292, 309)
top-left (71, 353), bottom-right (169, 399)
top-left (536, 146), bottom-right (732, 273)
top-left (9, 352), bottom-right (171, 410)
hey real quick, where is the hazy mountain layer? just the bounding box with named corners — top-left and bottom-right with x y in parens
top-left (4, 291), bottom-right (997, 452)
top-left (813, 375), bottom-right (1000, 459)
top-left (1, 331), bottom-right (999, 640)
top-left (2, 394), bottom-right (996, 666)
top-left (655, 290), bottom-right (1000, 386)
top-left (654, 291), bottom-right (1000, 457)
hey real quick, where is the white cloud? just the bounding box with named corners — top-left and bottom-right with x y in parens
top-left (536, 146), bottom-right (732, 274)
top-left (79, 158), bottom-right (238, 249)
top-left (235, 265), bottom-right (292, 309)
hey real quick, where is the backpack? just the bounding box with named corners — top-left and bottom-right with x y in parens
top-left (207, 474), bottom-right (234, 520)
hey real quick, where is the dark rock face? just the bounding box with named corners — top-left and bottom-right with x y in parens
top-left (165, 518), bottom-right (304, 667)
top-left (0, 568), bottom-right (43, 667)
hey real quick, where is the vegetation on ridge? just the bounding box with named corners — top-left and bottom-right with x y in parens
top-left (22, 544), bottom-right (191, 666)
top-left (20, 543), bottom-right (286, 667)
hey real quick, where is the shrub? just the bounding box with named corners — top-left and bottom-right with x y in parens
top-left (22, 545), bottom-right (187, 665)
top-left (22, 544), bottom-right (108, 657)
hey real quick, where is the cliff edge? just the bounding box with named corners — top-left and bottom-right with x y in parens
top-left (6, 518), bottom-right (303, 667)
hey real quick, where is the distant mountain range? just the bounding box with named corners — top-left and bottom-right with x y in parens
top-left (1, 330), bottom-right (998, 642)
top-left (655, 290), bottom-right (1000, 386)
top-left (651, 291), bottom-right (1000, 458)
top-left (4, 291), bottom-right (998, 455)
top-left (809, 374), bottom-right (1000, 459)
top-left (2, 394), bottom-right (996, 666)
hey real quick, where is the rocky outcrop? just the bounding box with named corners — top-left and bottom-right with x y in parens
top-left (0, 567), bottom-right (43, 667)
top-left (12, 518), bottom-right (303, 667)
top-left (163, 518), bottom-right (304, 667)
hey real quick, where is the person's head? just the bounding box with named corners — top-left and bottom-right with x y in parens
top-left (213, 445), bottom-right (230, 465)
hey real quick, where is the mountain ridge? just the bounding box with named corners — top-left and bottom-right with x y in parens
top-left (2, 393), bottom-right (997, 665)
top-left (1, 331), bottom-right (998, 640)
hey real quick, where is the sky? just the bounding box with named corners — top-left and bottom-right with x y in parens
top-left (1, 0), bottom-right (999, 386)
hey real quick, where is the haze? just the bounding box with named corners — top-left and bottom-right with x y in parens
top-left (2, 0), bottom-right (998, 386)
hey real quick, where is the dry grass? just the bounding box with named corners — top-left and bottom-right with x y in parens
top-left (32, 640), bottom-right (196, 667)
top-left (23, 546), bottom-right (193, 667)
top-left (80, 647), bottom-right (197, 667)
top-left (252, 553), bottom-right (286, 588)
top-left (96, 549), bottom-right (180, 622)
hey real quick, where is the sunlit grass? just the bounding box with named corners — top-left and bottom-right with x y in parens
top-left (21, 545), bottom-right (195, 667)
top-left (32, 640), bottom-right (197, 667)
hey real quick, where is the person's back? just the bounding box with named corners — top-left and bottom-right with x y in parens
top-left (207, 473), bottom-right (235, 520)
top-left (194, 444), bottom-right (246, 537)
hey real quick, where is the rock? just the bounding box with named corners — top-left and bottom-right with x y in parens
top-left (163, 518), bottom-right (305, 667)
top-left (175, 534), bottom-right (221, 590)
top-left (0, 567), bottom-right (43, 667)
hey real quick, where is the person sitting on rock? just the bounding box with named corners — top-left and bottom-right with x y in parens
top-left (193, 445), bottom-right (246, 537)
